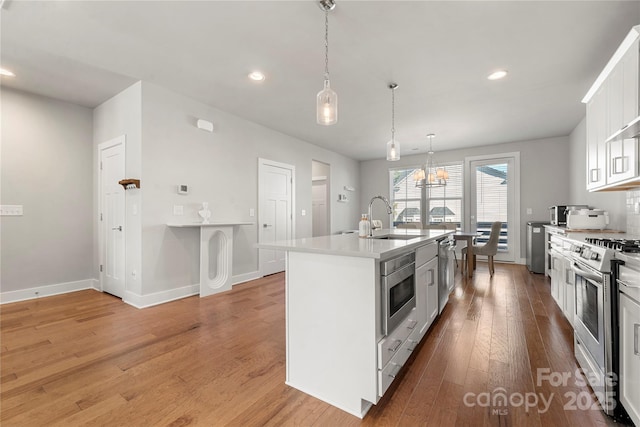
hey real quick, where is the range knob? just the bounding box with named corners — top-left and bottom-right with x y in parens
top-left (590, 252), bottom-right (599, 261)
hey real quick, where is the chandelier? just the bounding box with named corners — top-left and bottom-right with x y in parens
top-left (414, 134), bottom-right (447, 188)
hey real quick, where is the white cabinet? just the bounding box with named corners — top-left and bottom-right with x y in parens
top-left (586, 83), bottom-right (608, 189)
top-left (585, 26), bottom-right (640, 191)
top-left (607, 38), bottom-right (639, 185)
top-left (561, 256), bottom-right (575, 327)
top-left (416, 256), bottom-right (438, 337)
top-left (550, 250), bottom-right (564, 309)
top-left (620, 292), bottom-right (640, 426)
top-left (415, 242), bottom-right (438, 338)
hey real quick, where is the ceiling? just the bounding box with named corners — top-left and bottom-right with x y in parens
top-left (2, 1), bottom-right (639, 161)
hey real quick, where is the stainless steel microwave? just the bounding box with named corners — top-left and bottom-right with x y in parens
top-left (549, 205), bottom-right (588, 225)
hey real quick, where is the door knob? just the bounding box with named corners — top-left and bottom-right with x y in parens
top-left (112, 226), bottom-right (123, 231)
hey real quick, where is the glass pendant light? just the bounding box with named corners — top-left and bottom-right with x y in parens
top-left (386, 83), bottom-right (400, 161)
top-left (415, 134), bottom-right (447, 187)
top-left (317, 0), bottom-right (337, 125)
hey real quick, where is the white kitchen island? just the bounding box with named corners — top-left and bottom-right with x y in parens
top-left (257, 228), bottom-right (452, 418)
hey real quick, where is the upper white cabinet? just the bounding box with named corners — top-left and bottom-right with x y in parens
top-left (584, 26), bottom-right (640, 191)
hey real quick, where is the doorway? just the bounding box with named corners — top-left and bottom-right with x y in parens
top-left (465, 153), bottom-right (520, 263)
top-left (258, 159), bottom-right (295, 276)
top-left (99, 136), bottom-right (126, 298)
top-left (312, 160), bottom-right (330, 237)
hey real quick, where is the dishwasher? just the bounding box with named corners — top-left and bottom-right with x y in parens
top-left (438, 237), bottom-right (456, 314)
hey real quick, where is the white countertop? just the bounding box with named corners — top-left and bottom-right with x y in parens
top-left (544, 224), bottom-right (639, 241)
top-left (167, 222), bottom-right (254, 227)
top-left (256, 229), bottom-right (452, 259)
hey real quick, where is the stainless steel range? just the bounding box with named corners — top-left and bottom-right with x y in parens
top-left (566, 240), bottom-right (616, 415)
top-left (576, 237), bottom-right (640, 422)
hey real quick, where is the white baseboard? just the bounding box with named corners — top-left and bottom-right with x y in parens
top-left (232, 271), bottom-right (261, 286)
top-left (0, 279), bottom-right (99, 304)
top-left (123, 284), bottom-right (199, 309)
top-left (1, 271), bottom-right (265, 308)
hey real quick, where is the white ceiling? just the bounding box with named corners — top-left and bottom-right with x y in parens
top-left (2, 1), bottom-right (639, 160)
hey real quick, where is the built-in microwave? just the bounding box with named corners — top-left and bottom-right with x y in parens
top-left (549, 205), bottom-right (588, 225)
top-left (381, 252), bottom-right (416, 335)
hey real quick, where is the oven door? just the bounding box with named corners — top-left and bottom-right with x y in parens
top-left (572, 261), bottom-right (605, 370)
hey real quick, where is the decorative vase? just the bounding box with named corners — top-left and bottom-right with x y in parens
top-left (198, 202), bottom-right (211, 224)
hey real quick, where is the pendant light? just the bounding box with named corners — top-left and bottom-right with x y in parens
top-left (317, 0), bottom-right (337, 125)
top-left (414, 134), bottom-right (448, 187)
top-left (386, 83), bottom-right (400, 161)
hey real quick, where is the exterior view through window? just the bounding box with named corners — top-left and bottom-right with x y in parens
top-left (390, 163), bottom-right (463, 229)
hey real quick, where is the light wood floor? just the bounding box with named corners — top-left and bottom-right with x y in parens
top-left (0, 264), bottom-right (626, 426)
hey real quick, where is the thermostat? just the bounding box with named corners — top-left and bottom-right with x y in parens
top-left (177, 184), bottom-right (189, 195)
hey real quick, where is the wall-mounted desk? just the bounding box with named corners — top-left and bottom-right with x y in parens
top-left (167, 222), bottom-right (253, 297)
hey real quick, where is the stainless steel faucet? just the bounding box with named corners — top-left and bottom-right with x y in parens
top-left (368, 195), bottom-right (393, 237)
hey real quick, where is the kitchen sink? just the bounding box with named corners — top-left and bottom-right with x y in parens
top-left (371, 234), bottom-right (418, 240)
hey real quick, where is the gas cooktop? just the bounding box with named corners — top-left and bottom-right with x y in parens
top-left (584, 238), bottom-right (640, 253)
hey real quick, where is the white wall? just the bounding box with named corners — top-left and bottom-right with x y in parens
top-left (1, 88), bottom-right (93, 292)
top-left (93, 82), bottom-right (143, 297)
top-left (360, 136), bottom-right (573, 261)
top-left (139, 82), bottom-right (360, 295)
top-left (568, 117), bottom-right (627, 230)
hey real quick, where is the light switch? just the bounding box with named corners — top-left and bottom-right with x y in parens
top-left (249, 208), bottom-right (255, 217)
top-left (173, 205), bottom-right (184, 215)
top-left (0, 205), bottom-right (23, 216)
top-left (132, 204), bottom-right (138, 215)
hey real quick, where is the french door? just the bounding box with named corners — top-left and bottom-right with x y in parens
top-left (465, 153), bottom-right (520, 263)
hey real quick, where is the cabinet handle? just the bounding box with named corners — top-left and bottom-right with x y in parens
top-left (429, 269), bottom-right (435, 286)
top-left (590, 168), bottom-right (600, 183)
top-left (406, 319), bottom-right (418, 330)
top-left (635, 323), bottom-right (640, 357)
top-left (388, 363), bottom-right (402, 379)
top-left (612, 156), bottom-right (628, 175)
top-left (407, 339), bottom-right (418, 352)
top-left (388, 339), bottom-right (402, 352)
top-left (111, 226), bottom-right (122, 231)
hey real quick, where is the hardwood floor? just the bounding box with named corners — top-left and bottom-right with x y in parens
top-left (0, 264), bottom-right (627, 426)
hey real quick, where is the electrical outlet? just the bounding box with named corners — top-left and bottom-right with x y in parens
top-left (526, 208), bottom-right (532, 215)
top-left (301, 209), bottom-right (306, 216)
top-left (173, 205), bottom-right (184, 215)
top-left (0, 205), bottom-right (23, 216)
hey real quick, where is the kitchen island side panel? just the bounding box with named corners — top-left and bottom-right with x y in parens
top-left (285, 251), bottom-right (380, 418)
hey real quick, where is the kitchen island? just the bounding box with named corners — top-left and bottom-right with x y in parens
top-left (257, 228), bottom-right (452, 418)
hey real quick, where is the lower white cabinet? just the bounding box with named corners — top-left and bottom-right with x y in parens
top-left (620, 292), bottom-right (640, 427)
top-left (416, 256), bottom-right (438, 337)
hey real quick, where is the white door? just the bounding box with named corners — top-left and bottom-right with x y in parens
top-left (99, 137), bottom-right (126, 298)
top-left (312, 179), bottom-right (328, 237)
top-left (466, 154), bottom-right (520, 263)
top-left (259, 159), bottom-right (294, 276)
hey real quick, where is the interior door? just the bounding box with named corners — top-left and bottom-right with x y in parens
top-left (259, 159), bottom-right (294, 276)
top-left (467, 155), bottom-right (518, 263)
top-left (99, 137), bottom-right (126, 298)
top-left (312, 179), bottom-right (328, 237)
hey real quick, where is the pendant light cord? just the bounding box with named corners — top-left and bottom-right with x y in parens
top-left (391, 87), bottom-right (395, 144)
top-left (324, 10), bottom-right (330, 81)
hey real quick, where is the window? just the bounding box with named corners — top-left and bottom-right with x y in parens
top-left (390, 163), bottom-right (463, 228)
top-left (390, 168), bottom-right (422, 226)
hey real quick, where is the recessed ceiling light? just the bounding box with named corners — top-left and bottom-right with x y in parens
top-left (248, 71), bottom-right (265, 81)
top-left (488, 70), bottom-right (508, 80)
top-left (0, 68), bottom-right (15, 77)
